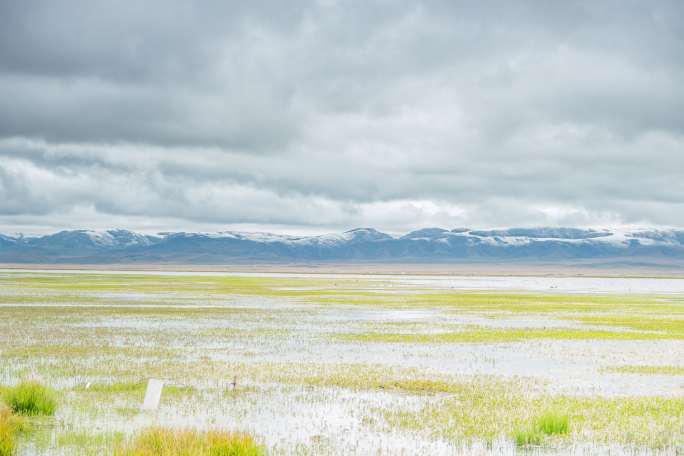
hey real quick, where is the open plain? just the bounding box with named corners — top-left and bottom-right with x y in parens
top-left (1, 269), bottom-right (683, 455)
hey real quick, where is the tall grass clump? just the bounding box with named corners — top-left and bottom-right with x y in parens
top-left (536, 412), bottom-right (569, 436)
top-left (514, 411), bottom-right (570, 447)
top-left (513, 427), bottom-right (542, 447)
top-left (0, 406), bottom-right (21, 456)
top-left (115, 428), bottom-right (265, 456)
top-left (3, 382), bottom-right (57, 416)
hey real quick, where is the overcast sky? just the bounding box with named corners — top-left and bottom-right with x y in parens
top-left (1, 1), bottom-right (683, 235)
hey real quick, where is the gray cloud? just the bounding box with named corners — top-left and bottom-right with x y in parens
top-left (1, 1), bottom-right (683, 234)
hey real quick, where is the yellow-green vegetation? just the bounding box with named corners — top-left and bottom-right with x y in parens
top-left (2, 381), bottom-right (57, 416)
top-left (340, 326), bottom-right (680, 344)
top-left (3, 272), bottom-right (682, 340)
top-left (0, 406), bottom-right (21, 456)
top-left (603, 365), bottom-right (684, 375)
top-left (513, 427), bottom-right (543, 446)
top-left (536, 412), bottom-right (570, 436)
top-left (514, 412), bottom-right (570, 447)
top-left (1, 271), bottom-right (684, 453)
top-left (382, 378), bottom-right (684, 449)
top-left (0, 272), bottom-right (334, 297)
top-left (75, 381), bottom-right (194, 396)
top-left (305, 373), bottom-right (476, 394)
top-left (56, 430), bottom-right (124, 455)
top-left (576, 315), bottom-right (684, 335)
top-left (114, 428), bottom-right (265, 456)
top-left (0, 271), bottom-right (678, 313)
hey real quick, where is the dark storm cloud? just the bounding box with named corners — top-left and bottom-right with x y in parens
top-left (1, 1), bottom-right (683, 233)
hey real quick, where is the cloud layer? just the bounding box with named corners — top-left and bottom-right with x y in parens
top-left (1, 1), bottom-right (683, 234)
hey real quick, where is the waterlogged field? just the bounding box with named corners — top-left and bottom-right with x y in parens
top-left (0, 270), bottom-right (683, 455)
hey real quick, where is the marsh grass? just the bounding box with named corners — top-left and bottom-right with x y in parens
top-left (602, 365), bottom-right (684, 375)
top-left (514, 412), bottom-right (569, 447)
top-left (339, 326), bottom-right (679, 344)
top-left (0, 406), bottom-right (19, 456)
top-left (3, 382), bottom-right (57, 416)
top-left (536, 412), bottom-right (569, 436)
top-left (2, 272), bottom-right (684, 453)
top-left (513, 428), bottom-right (543, 447)
top-left (76, 381), bottom-right (147, 394)
top-left (57, 430), bottom-right (124, 454)
top-left (302, 370), bottom-right (495, 395)
top-left (114, 428), bottom-right (265, 456)
top-left (384, 378), bottom-right (683, 449)
top-left (3, 272), bottom-right (680, 315)
top-left (75, 381), bottom-right (194, 396)
top-left (576, 316), bottom-right (684, 336)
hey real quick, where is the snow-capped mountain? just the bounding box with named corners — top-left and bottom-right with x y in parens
top-left (20, 229), bottom-right (161, 253)
top-left (1, 227), bottom-right (684, 265)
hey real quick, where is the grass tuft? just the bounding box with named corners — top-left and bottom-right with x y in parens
top-left (114, 427), bottom-right (265, 456)
top-left (536, 412), bottom-right (569, 436)
top-left (513, 428), bottom-right (543, 447)
top-left (0, 406), bottom-right (22, 456)
top-left (3, 382), bottom-right (57, 416)
top-left (514, 411), bottom-right (570, 448)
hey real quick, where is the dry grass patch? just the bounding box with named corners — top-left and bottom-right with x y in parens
top-left (115, 428), bottom-right (265, 456)
top-left (0, 406), bottom-right (23, 456)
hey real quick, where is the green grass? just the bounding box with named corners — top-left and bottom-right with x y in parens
top-left (514, 412), bottom-right (570, 447)
top-left (114, 428), bottom-right (265, 456)
top-left (536, 411), bottom-right (570, 435)
top-left (2, 382), bottom-right (57, 416)
top-left (513, 427), bottom-right (543, 446)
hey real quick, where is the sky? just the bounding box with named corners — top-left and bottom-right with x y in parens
top-left (1, 1), bottom-right (683, 235)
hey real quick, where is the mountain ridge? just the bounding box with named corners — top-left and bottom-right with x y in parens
top-left (2, 227), bottom-right (684, 265)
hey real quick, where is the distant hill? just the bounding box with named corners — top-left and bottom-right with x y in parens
top-left (2, 227), bottom-right (684, 266)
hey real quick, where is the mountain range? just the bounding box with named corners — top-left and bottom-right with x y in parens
top-left (2, 227), bottom-right (684, 267)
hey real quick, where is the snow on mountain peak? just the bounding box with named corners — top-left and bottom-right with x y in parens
top-left (401, 228), bottom-right (450, 240)
top-left (2, 227), bottom-right (684, 264)
top-left (341, 228), bottom-right (393, 242)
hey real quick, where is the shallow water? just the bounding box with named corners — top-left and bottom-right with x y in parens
top-left (1, 270), bottom-right (683, 455)
top-left (3, 268), bottom-right (684, 294)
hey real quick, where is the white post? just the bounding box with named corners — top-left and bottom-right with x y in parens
top-left (141, 379), bottom-right (164, 410)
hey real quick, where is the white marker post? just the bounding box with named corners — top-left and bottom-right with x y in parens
top-left (141, 379), bottom-right (164, 410)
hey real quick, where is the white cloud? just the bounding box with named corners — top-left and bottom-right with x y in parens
top-left (1, 1), bottom-right (683, 234)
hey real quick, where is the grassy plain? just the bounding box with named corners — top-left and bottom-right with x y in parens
top-left (0, 271), bottom-right (683, 454)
